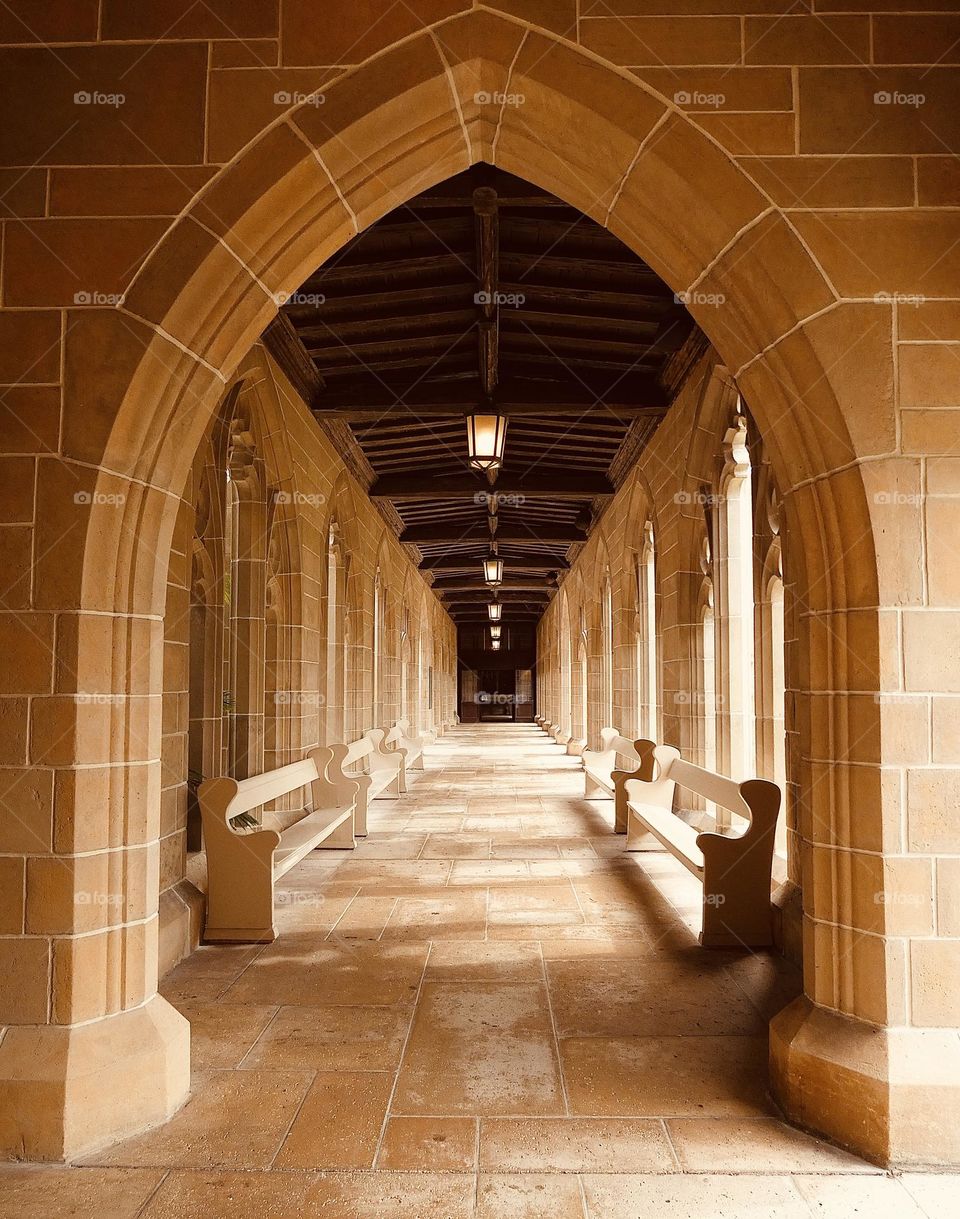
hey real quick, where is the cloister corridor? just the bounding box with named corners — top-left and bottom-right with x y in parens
top-left (1, 726), bottom-right (953, 1218)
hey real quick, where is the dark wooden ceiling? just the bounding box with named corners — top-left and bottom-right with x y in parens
top-left (264, 165), bottom-right (701, 626)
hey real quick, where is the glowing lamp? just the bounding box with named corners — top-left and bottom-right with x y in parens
top-left (466, 413), bottom-right (508, 472)
top-left (483, 556), bottom-right (504, 586)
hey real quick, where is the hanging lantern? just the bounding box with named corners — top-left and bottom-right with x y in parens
top-left (466, 413), bottom-right (508, 472)
top-left (488, 602), bottom-right (502, 622)
top-left (491, 639), bottom-right (501, 651)
top-left (483, 556), bottom-right (504, 586)
top-left (490, 624), bottom-right (502, 640)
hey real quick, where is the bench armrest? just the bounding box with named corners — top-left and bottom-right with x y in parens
top-left (316, 743), bottom-right (367, 805)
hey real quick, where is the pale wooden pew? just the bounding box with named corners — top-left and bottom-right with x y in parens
top-left (624, 740), bottom-right (781, 948)
top-left (384, 718), bottom-right (426, 771)
top-left (581, 727), bottom-right (650, 832)
top-left (199, 746), bottom-right (358, 943)
top-left (325, 728), bottom-right (405, 836)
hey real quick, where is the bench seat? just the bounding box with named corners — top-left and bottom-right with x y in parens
top-left (624, 741), bottom-right (781, 948)
top-left (200, 747), bottom-right (359, 943)
top-left (325, 729), bottom-right (406, 836)
top-left (272, 806), bottom-right (354, 876)
top-left (581, 727), bottom-right (649, 832)
top-left (385, 718), bottom-right (425, 771)
top-left (627, 799), bottom-right (704, 874)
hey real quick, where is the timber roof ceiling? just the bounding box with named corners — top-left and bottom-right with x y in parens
top-left (264, 164), bottom-right (702, 625)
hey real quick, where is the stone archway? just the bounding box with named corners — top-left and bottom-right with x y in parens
top-left (4, 6), bottom-right (942, 1167)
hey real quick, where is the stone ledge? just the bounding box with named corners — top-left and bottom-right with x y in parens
top-left (770, 995), bottom-right (960, 1168)
top-left (0, 995), bottom-right (189, 1161)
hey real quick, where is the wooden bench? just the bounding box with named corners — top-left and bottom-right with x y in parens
top-left (624, 740), bottom-right (781, 948)
top-left (325, 729), bottom-right (405, 837)
top-left (384, 718), bottom-right (426, 772)
top-left (199, 746), bottom-right (358, 944)
top-left (581, 727), bottom-right (649, 832)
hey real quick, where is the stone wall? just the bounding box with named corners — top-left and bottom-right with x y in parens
top-left (1, 0), bottom-right (959, 1168)
top-left (155, 345), bottom-right (458, 974)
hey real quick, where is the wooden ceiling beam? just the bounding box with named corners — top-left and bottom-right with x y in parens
top-left (421, 552), bottom-right (568, 571)
top-left (401, 522), bottom-right (585, 545)
top-left (371, 472), bottom-right (613, 500)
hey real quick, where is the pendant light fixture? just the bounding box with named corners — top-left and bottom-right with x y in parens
top-left (483, 555), bottom-right (504, 586)
top-left (488, 601), bottom-right (502, 622)
top-left (490, 624), bottom-right (502, 640)
top-left (491, 639), bottom-right (501, 651)
top-left (466, 413), bottom-right (508, 472)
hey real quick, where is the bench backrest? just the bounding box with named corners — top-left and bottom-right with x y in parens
top-left (227, 757), bottom-right (319, 818)
top-left (344, 735), bottom-right (376, 766)
top-left (639, 741), bottom-right (780, 828)
top-left (586, 726), bottom-right (642, 767)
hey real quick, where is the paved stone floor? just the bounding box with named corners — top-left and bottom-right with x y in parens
top-left (3, 724), bottom-right (958, 1216)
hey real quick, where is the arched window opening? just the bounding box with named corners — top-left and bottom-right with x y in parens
top-left (760, 534), bottom-right (788, 857)
top-left (224, 419), bottom-right (266, 782)
top-left (325, 523), bottom-right (345, 743)
top-left (372, 567), bottom-right (384, 728)
top-left (601, 575), bottom-right (614, 729)
top-left (400, 606), bottom-right (411, 726)
top-left (559, 601), bottom-right (572, 737)
top-left (717, 411), bottom-right (756, 788)
top-left (578, 627), bottom-right (589, 744)
top-left (638, 521), bottom-right (658, 740)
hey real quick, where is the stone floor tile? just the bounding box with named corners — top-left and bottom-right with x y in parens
top-left (425, 940), bottom-right (544, 982)
top-left (581, 1173), bottom-right (810, 1218)
top-left (545, 957), bottom-right (765, 1037)
top-left (561, 1036), bottom-right (774, 1117)
top-left (899, 1173), bottom-right (960, 1212)
top-left (377, 1116), bottom-right (478, 1170)
top-left (382, 890), bottom-right (488, 940)
top-left (239, 1003), bottom-right (411, 1071)
top-left (326, 895), bottom-right (399, 940)
top-left (273, 1071), bottom-right (394, 1169)
top-left (140, 1169), bottom-right (319, 1218)
top-left (222, 940), bottom-right (428, 1007)
top-left (89, 1070), bottom-right (313, 1169)
top-left (480, 1117), bottom-right (675, 1172)
top-left (308, 1171), bottom-right (476, 1218)
top-left (421, 834), bottom-right (492, 859)
top-left (0, 1166), bottom-right (165, 1219)
top-left (488, 880), bottom-right (584, 927)
top-left (667, 1117), bottom-right (879, 1173)
top-left (393, 981), bottom-right (565, 1116)
top-left (174, 1001), bottom-right (277, 1069)
top-left (477, 1173), bottom-right (586, 1218)
top-left (795, 1174), bottom-right (933, 1216)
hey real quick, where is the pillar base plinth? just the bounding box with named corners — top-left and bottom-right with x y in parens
top-left (0, 995), bottom-right (190, 1162)
top-left (770, 995), bottom-right (960, 1168)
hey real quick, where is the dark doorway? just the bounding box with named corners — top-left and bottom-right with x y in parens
top-left (477, 669), bottom-right (516, 721)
